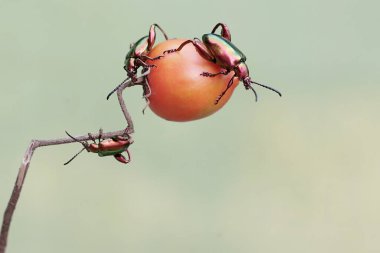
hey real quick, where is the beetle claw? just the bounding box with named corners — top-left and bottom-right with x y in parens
top-left (152, 55), bottom-right (164, 60)
top-left (214, 95), bottom-right (222, 105)
top-left (200, 72), bottom-right (212, 77)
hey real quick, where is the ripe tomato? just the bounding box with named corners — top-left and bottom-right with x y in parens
top-left (146, 39), bottom-right (239, 122)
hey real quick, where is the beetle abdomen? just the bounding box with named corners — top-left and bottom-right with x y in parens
top-left (202, 34), bottom-right (246, 69)
top-left (98, 149), bottom-right (126, 157)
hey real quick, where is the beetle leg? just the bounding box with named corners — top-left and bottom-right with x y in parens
top-left (211, 23), bottom-right (231, 41)
top-left (163, 39), bottom-right (194, 54)
top-left (98, 128), bottom-right (103, 142)
top-left (88, 133), bottom-right (97, 144)
top-left (163, 38), bottom-right (215, 62)
top-left (148, 24), bottom-right (169, 51)
top-left (113, 151), bottom-right (130, 164)
top-left (200, 69), bottom-right (230, 77)
top-left (215, 75), bottom-right (237, 105)
top-left (141, 55), bottom-right (163, 61)
top-left (135, 58), bottom-right (157, 69)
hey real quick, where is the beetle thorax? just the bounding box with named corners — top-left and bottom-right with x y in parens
top-left (235, 62), bottom-right (250, 81)
top-left (88, 143), bottom-right (99, 153)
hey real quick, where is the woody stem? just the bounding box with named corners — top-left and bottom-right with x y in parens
top-left (0, 76), bottom-right (144, 253)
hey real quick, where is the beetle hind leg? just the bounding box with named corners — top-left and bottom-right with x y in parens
top-left (113, 150), bottom-right (131, 164)
top-left (148, 24), bottom-right (169, 50)
top-left (211, 23), bottom-right (231, 41)
top-left (163, 38), bottom-right (215, 62)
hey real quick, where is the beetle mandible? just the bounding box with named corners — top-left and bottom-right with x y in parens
top-left (163, 23), bottom-right (281, 104)
top-left (64, 129), bottom-right (133, 165)
top-left (106, 23), bottom-right (169, 100)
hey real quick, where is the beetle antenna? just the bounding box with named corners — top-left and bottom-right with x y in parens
top-left (64, 147), bottom-right (86, 165)
top-left (246, 85), bottom-right (258, 102)
top-left (65, 131), bottom-right (88, 149)
top-left (250, 81), bottom-right (282, 97)
top-left (106, 77), bottom-right (131, 100)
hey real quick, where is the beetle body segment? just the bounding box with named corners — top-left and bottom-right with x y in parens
top-left (163, 23), bottom-right (281, 104)
top-left (202, 34), bottom-right (246, 70)
top-left (64, 130), bottom-right (133, 165)
top-left (107, 24), bottom-right (169, 100)
top-left (123, 24), bottom-right (169, 80)
top-left (88, 137), bottom-right (131, 157)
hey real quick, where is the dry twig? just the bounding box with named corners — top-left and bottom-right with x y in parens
top-left (0, 76), bottom-right (146, 253)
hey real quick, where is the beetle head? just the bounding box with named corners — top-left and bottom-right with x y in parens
top-left (64, 131), bottom-right (91, 165)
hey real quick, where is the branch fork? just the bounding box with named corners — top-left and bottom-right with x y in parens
top-left (0, 75), bottom-right (147, 253)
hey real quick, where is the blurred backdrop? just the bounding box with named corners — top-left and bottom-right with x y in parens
top-left (1, 0), bottom-right (379, 252)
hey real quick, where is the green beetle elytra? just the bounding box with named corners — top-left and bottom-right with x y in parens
top-left (164, 23), bottom-right (281, 104)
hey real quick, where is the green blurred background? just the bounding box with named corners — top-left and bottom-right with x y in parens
top-left (1, 0), bottom-right (379, 252)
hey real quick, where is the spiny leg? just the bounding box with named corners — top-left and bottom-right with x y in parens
top-left (135, 58), bottom-right (157, 69)
top-left (98, 128), bottom-right (103, 142)
top-left (141, 55), bottom-right (164, 61)
top-left (215, 75), bottom-right (236, 105)
top-left (163, 38), bottom-right (215, 62)
top-left (163, 39), bottom-right (195, 54)
top-left (88, 133), bottom-right (97, 144)
top-left (88, 128), bottom-right (103, 145)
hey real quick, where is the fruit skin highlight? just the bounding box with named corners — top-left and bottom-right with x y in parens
top-left (146, 39), bottom-right (239, 122)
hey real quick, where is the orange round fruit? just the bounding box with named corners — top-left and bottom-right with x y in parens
top-left (146, 39), bottom-right (239, 122)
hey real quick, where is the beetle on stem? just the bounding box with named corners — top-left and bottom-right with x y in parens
top-left (106, 23), bottom-right (169, 100)
top-left (64, 129), bottom-right (133, 165)
top-left (164, 23), bottom-right (281, 104)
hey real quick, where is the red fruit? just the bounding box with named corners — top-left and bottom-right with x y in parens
top-left (146, 39), bottom-right (239, 122)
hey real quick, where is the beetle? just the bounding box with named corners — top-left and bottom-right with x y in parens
top-left (106, 23), bottom-right (169, 100)
top-left (64, 129), bottom-right (133, 165)
top-left (163, 23), bottom-right (282, 104)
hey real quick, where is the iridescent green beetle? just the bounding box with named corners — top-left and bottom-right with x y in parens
top-left (64, 129), bottom-right (133, 165)
top-left (106, 23), bottom-right (169, 100)
top-left (164, 23), bottom-right (282, 104)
